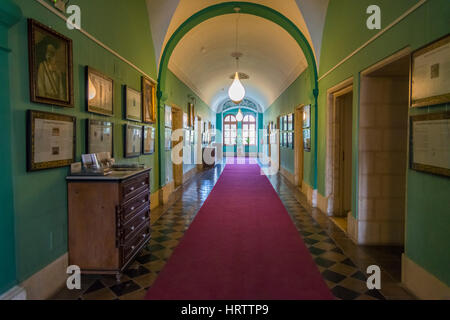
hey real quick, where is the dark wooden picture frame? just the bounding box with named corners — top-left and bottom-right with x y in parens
top-left (124, 124), bottom-right (142, 158)
top-left (143, 126), bottom-right (155, 155)
top-left (27, 110), bottom-right (76, 171)
top-left (410, 111), bottom-right (449, 177)
top-left (86, 119), bottom-right (114, 156)
top-left (28, 19), bottom-right (74, 108)
top-left (410, 34), bottom-right (450, 108)
top-left (86, 66), bottom-right (114, 116)
top-left (125, 85), bottom-right (142, 122)
top-left (142, 76), bottom-right (157, 123)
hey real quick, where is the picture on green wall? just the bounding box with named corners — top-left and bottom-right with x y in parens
top-left (124, 124), bottom-right (142, 158)
top-left (28, 19), bottom-right (74, 108)
top-left (125, 86), bottom-right (142, 122)
top-left (143, 126), bottom-right (155, 155)
top-left (142, 76), bottom-right (156, 123)
top-left (303, 129), bottom-right (311, 152)
top-left (86, 66), bottom-right (114, 116)
top-left (87, 119), bottom-right (114, 156)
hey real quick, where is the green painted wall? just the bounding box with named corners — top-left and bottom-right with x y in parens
top-left (0, 0), bottom-right (22, 295)
top-left (263, 69), bottom-right (315, 187)
top-left (163, 70), bottom-right (215, 183)
top-left (318, 0), bottom-right (450, 285)
top-left (7, 0), bottom-right (159, 283)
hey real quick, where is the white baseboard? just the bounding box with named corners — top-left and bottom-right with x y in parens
top-left (0, 286), bottom-right (27, 300)
top-left (317, 192), bottom-right (329, 213)
top-left (402, 254), bottom-right (450, 300)
top-left (20, 253), bottom-right (68, 300)
top-left (347, 212), bottom-right (358, 244)
top-left (301, 182), bottom-right (317, 207)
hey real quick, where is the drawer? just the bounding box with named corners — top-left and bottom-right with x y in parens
top-left (121, 190), bottom-right (150, 222)
top-left (121, 173), bottom-right (149, 202)
top-left (121, 207), bottom-right (150, 243)
top-left (121, 225), bottom-right (151, 266)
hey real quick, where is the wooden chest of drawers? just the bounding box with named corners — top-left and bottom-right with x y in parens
top-left (67, 169), bottom-right (151, 278)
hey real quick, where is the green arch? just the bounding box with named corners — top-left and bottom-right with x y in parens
top-left (157, 1), bottom-right (319, 188)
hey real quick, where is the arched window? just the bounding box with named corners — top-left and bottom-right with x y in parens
top-left (224, 115), bottom-right (237, 145)
top-left (243, 115), bottom-right (256, 145)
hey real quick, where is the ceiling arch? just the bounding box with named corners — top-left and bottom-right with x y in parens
top-left (146, 0), bottom-right (329, 68)
top-left (168, 13), bottom-right (308, 111)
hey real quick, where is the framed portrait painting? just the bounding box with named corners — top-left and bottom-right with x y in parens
top-left (125, 86), bottom-right (142, 122)
top-left (86, 66), bottom-right (114, 116)
top-left (410, 35), bottom-right (450, 108)
top-left (143, 126), bottom-right (155, 155)
top-left (27, 110), bottom-right (76, 171)
top-left (142, 76), bottom-right (156, 123)
top-left (28, 19), bottom-right (74, 108)
top-left (124, 124), bottom-right (142, 158)
top-left (87, 119), bottom-right (113, 156)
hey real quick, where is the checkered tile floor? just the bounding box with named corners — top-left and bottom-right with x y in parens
top-left (53, 161), bottom-right (411, 300)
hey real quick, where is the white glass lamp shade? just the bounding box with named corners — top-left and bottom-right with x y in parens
top-left (88, 77), bottom-right (97, 100)
top-left (228, 72), bottom-right (245, 104)
top-left (236, 108), bottom-right (244, 122)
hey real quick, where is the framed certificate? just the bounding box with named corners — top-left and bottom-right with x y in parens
top-left (410, 35), bottom-right (450, 108)
top-left (87, 119), bottom-right (113, 156)
top-left (410, 111), bottom-right (450, 177)
top-left (143, 126), bottom-right (155, 155)
top-left (27, 110), bottom-right (76, 171)
top-left (124, 124), bottom-right (142, 158)
top-left (86, 66), bottom-right (114, 116)
top-left (125, 86), bottom-right (142, 122)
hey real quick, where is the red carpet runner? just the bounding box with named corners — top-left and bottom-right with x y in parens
top-left (145, 162), bottom-right (334, 300)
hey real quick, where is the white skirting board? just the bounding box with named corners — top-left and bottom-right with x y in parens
top-left (0, 286), bottom-right (27, 300)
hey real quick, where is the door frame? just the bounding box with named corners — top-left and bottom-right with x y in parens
top-left (325, 77), bottom-right (353, 216)
top-left (294, 104), bottom-right (305, 188)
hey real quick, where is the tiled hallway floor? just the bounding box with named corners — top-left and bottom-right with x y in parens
top-left (52, 161), bottom-right (414, 300)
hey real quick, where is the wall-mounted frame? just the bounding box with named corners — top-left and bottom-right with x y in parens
top-left (142, 76), bottom-right (156, 123)
top-left (143, 126), bottom-right (155, 155)
top-left (124, 124), bottom-right (142, 158)
top-left (188, 103), bottom-right (195, 127)
top-left (287, 113), bottom-right (293, 131)
top-left (164, 105), bottom-right (172, 128)
top-left (86, 66), bottom-right (114, 116)
top-left (184, 129), bottom-right (190, 147)
top-left (28, 19), bottom-right (74, 108)
top-left (303, 105), bottom-right (311, 128)
top-left (165, 128), bottom-right (172, 151)
top-left (183, 113), bottom-right (188, 129)
top-left (410, 34), bottom-right (450, 108)
top-left (303, 128), bottom-right (311, 152)
top-left (27, 110), bottom-right (76, 171)
top-left (125, 86), bottom-right (142, 122)
top-left (87, 119), bottom-right (113, 156)
top-left (289, 132), bottom-right (294, 149)
top-left (410, 111), bottom-right (449, 177)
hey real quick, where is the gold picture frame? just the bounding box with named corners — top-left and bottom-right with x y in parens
top-left (410, 34), bottom-right (450, 108)
top-left (142, 76), bottom-right (156, 123)
top-left (86, 66), bottom-right (114, 116)
top-left (28, 19), bottom-right (74, 108)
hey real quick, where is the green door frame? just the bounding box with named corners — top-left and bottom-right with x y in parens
top-left (156, 2), bottom-right (319, 189)
top-left (0, 0), bottom-right (22, 295)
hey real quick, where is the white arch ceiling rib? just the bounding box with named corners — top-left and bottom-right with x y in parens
top-left (145, 0), bottom-right (329, 111)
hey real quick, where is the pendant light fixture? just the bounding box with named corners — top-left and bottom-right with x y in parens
top-left (228, 7), bottom-right (245, 104)
top-left (236, 108), bottom-right (244, 122)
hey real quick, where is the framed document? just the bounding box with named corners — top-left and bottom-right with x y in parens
top-left (142, 76), bottom-right (156, 123)
top-left (86, 66), bottom-right (114, 116)
top-left (165, 105), bottom-right (172, 128)
top-left (28, 19), bottom-right (74, 108)
top-left (124, 124), bottom-right (142, 158)
top-left (143, 126), bottom-right (155, 155)
top-left (410, 112), bottom-right (449, 177)
top-left (184, 129), bottom-right (190, 147)
top-left (303, 105), bottom-right (311, 128)
top-left (27, 110), bottom-right (76, 171)
top-left (303, 129), bottom-right (311, 152)
top-left (183, 112), bottom-right (188, 129)
top-left (165, 128), bottom-right (172, 151)
top-left (125, 86), bottom-right (142, 122)
top-left (87, 119), bottom-right (113, 155)
top-left (410, 35), bottom-right (450, 108)
top-left (287, 114), bottom-right (293, 131)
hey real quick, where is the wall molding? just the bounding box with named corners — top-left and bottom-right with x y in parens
top-left (34, 0), bottom-right (157, 84)
top-left (402, 254), bottom-right (450, 300)
top-left (318, 0), bottom-right (427, 81)
top-left (0, 286), bottom-right (26, 300)
top-left (20, 253), bottom-right (68, 300)
top-left (301, 182), bottom-right (317, 207)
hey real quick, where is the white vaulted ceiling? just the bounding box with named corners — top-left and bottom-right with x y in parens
top-left (169, 14), bottom-right (307, 110)
top-left (145, 0), bottom-right (329, 111)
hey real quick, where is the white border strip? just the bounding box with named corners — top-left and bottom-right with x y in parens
top-left (35, 0), bottom-right (157, 84)
top-left (318, 0), bottom-right (427, 81)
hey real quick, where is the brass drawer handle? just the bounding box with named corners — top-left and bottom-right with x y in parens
top-left (131, 226), bottom-right (135, 231)
top-left (130, 187), bottom-right (135, 191)
top-left (131, 246), bottom-right (135, 250)
top-left (142, 216), bottom-right (146, 221)
top-left (142, 199), bottom-right (145, 203)
top-left (141, 181), bottom-right (145, 186)
top-left (131, 206), bottom-right (135, 211)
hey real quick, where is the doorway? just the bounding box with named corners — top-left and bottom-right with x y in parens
top-left (171, 105), bottom-right (183, 188)
top-left (294, 105), bottom-right (304, 188)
